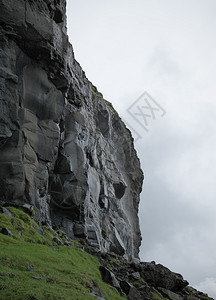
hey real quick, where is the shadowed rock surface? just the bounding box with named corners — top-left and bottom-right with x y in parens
top-left (0, 2), bottom-right (214, 300)
top-left (0, 0), bottom-right (143, 260)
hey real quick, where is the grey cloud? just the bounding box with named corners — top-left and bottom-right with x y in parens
top-left (146, 47), bottom-right (182, 78)
top-left (195, 278), bottom-right (216, 299)
top-left (67, 0), bottom-right (216, 297)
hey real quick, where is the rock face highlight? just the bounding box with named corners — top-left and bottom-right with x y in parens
top-left (0, 0), bottom-right (143, 259)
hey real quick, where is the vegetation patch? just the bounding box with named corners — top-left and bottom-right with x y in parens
top-left (0, 207), bottom-right (126, 300)
top-left (130, 277), bottom-right (147, 289)
top-left (102, 99), bottom-right (115, 111)
top-left (151, 288), bottom-right (169, 300)
top-left (90, 83), bottom-right (103, 98)
top-left (90, 82), bottom-right (116, 112)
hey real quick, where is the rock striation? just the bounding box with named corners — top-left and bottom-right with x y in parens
top-left (0, 3), bottom-right (215, 299)
top-left (0, 0), bottom-right (143, 259)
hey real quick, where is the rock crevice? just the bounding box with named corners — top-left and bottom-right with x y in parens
top-left (0, 0), bottom-right (143, 259)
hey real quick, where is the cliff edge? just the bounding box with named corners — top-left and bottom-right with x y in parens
top-left (0, 2), bottom-right (214, 300)
top-left (0, 0), bottom-right (143, 260)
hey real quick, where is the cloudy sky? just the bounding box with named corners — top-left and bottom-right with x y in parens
top-left (66, 1), bottom-right (216, 297)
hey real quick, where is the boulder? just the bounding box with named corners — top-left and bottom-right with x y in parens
top-left (128, 286), bottom-right (140, 300)
top-left (53, 237), bottom-right (63, 246)
top-left (158, 287), bottom-right (184, 300)
top-left (99, 266), bottom-right (121, 293)
top-left (120, 281), bottom-right (133, 295)
top-left (0, 207), bottom-right (15, 218)
top-left (139, 262), bottom-right (189, 292)
top-left (90, 282), bottom-right (105, 300)
top-left (129, 272), bottom-right (141, 280)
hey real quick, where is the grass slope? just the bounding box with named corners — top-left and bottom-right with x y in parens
top-left (0, 207), bottom-right (126, 300)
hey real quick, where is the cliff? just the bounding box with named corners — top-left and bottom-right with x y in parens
top-left (0, 0), bottom-right (143, 260)
top-left (0, 1), bottom-right (214, 300)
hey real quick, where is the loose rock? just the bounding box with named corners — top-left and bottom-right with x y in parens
top-left (99, 266), bottom-right (121, 293)
top-left (53, 237), bottom-right (63, 246)
top-left (1, 227), bottom-right (13, 237)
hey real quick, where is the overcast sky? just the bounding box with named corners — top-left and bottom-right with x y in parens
top-left (66, 1), bottom-right (216, 297)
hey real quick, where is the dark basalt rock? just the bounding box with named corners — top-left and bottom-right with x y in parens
top-left (1, 227), bottom-right (13, 237)
top-left (129, 271), bottom-right (141, 280)
top-left (53, 237), bottom-right (64, 246)
top-left (120, 280), bottom-right (133, 295)
top-left (99, 266), bottom-right (122, 294)
top-left (158, 287), bottom-right (184, 300)
top-left (97, 252), bottom-right (191, 300)
top-left (34, 226), bottom-right (45, 236)
top-left (95, 252), bottom-right (214, 300)
top-left (137, 262), bottom-right (189, 292)
top-left (0, 207), bottom-right (15, 218)
top-left (0, 0), bottom-right (143, 260)
top-left (90, 282), bottom-right (105, 300)
top-left (0, 3), bottom-right (215, 300)
top-left (26, 265), bottom-right (35, 272)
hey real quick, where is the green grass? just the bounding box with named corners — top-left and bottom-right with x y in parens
top-left (151, 288), bottom-right (169, 300)
top-left (0, 207), bottom-right (126, 300)
top-left (90, 82), bottom-right (116, 112)
top-left (102, 99), bottom-right (115, 111)
top-left (129, 277), bottom-right (147, 289)
top-left (0, 207), bottom-right (56, 246)
top-left (90, 83), bottom-right (103, 98)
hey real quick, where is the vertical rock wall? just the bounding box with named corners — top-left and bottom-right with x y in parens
top-left (0, 0), bottom-right (143, 259)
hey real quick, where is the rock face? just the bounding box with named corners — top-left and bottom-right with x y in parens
top-left (0, 0), bottom-right (143, 259)
top-left (94, 252), bottom-right (213, 300)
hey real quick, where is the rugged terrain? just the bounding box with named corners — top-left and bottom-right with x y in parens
top-left (0, 0), bottom-right (143, 260)
top-left (0, 1), bottom-right (214, 299)
top-left (0, 207), bottom-right (213, 300)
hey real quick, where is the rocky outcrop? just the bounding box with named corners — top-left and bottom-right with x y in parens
top-left (0, 3), bottom-right (214, 299)
top-left (0, 206), bottom-right (214, 300)
top-left (0, 0), bottom-right (143, 259)
top-left (86, 249), bottom-right (213, 300)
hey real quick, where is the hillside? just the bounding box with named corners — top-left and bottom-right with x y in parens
top-left (0, 207), bottom-right (213, 300)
